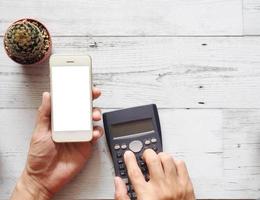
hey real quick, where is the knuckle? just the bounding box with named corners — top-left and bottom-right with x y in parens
top-left (178, 188), bottom-right (185, 198)
top-left (176, 159), bottom-right (186, 167)
top-left (171, 188), bottom-right (185, 200)
top-left (163, 192), bottom-right (172, 200)
top-left (38, 106), bottom-right (43, 114)
top-left (31, 134), bottom-right (38, 142)
top-left (114, 193), bottom-right (122, 200)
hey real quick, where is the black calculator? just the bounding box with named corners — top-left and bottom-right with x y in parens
top-left (103, 104), bottom-right (163, 200)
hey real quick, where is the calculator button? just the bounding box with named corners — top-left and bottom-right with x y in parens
top-left (114, 144), bottom-right (120, 150)
top-left (141, 167), bottom-right (147, 173)
top-left (151, 138), bottom-right (157, 143)
top-left (117, 159), bottom-right (123, 164)
top-left (129, 140), bottom-right (143, 153)
top-left (144, 139), bottom-right (151, 145)
top-left (117, 152), bottom-right (122, 158)
top-left (137, 154), bottom-right (143, 161)
top-left (132, 192), bottom-right (137, 198)
top-left (121, 144), bottom-right (127, 150)
top-left (127, 185), bottom-right (131, 192)
top-left (139, 161), bottom-right (145, 167)
top-left (120, 171), bottom-right (126, 176)
top-left (119, 164), bottom-right (125, 170)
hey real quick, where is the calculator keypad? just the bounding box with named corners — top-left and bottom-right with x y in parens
top-left (115, 137), bottom-right (160, 200)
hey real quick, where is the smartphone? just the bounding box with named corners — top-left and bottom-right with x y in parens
top-left (49, 54), bottom-right (93, 142)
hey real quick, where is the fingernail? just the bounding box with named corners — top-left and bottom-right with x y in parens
top-left (42, 92), bottom-right (49, 100)
top-left (124, 150), bottom-right (132, 160)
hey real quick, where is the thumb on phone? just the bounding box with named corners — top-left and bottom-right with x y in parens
top-left (35, 92), bottom-right (51, 133)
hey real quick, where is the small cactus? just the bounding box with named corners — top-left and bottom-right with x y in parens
top-left (4, 19), bottom-right (51, 65)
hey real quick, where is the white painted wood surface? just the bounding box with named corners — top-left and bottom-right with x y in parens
top-left (1, 0), bottom-right (260, 199)
top-left (0, 0), bottom-right (243, 36)
top-left (1, 37), bottom-right (260, 109)
top-left (244, 0), bottom-right (260, 35)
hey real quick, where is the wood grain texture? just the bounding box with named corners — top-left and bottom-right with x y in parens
top-left (0, 108), bottom-right (259, 199)
top-left (1, 36), bottom-right (260, 109)
top-left (243, 0), bottom-right (260, 35)
top-left (0, 0), bottom-right (243, 36)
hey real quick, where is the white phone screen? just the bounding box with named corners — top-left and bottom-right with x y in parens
top-left (51, 66), bottom-right (91, 132)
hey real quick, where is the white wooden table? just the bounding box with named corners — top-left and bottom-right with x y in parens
top-left (1, 0), bottom-right (260, 199)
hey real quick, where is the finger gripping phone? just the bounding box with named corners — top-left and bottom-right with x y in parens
top-left (50, 54), bottom-right (92, 142)
top-left (103, 104), bottom-right (163, 200)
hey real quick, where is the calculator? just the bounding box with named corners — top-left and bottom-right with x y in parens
top-left (103, 104), bottom-right (163, 200)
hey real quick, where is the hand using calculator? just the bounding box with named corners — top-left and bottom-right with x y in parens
top-left (114, 149), bottom-right (196, 200)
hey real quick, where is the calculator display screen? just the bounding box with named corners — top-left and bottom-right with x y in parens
top-left (110, 118), bottom-right (154, 138)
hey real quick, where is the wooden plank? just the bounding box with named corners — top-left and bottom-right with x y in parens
top-left (1, 36), bottom-right (260, 109)
top-left (0, 0), bottom-right (243, 36)
top-left (0, 108), bottom-right (259, 199)
top-left (243, 0), bottom-right (260, 35)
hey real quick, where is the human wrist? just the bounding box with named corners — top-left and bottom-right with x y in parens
top-left (11, 171), bottom-right (53, 200)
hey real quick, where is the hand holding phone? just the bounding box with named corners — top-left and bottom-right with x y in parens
top-left (11, 88), bottom-right (103, 199)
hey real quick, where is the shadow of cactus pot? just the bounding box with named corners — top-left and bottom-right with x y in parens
top-left (3, 18), bottom-right (52, 65)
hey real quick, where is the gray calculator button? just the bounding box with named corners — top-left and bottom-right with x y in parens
top-left (129, 140), bottom-right (143, 153)
top-left (121, 144), bottom-right (127, 150)
top-left (151, 138), bottom-right (157, 143)
top-left (120, 171), bottom-right (126, 176)
top-left (144, 139), bottom-right (151, 145)
top-left (114, 144), bottom-right (120, 150)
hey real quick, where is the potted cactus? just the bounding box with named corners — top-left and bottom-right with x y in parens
top-left (3, 18), bottom-right (52, 65)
